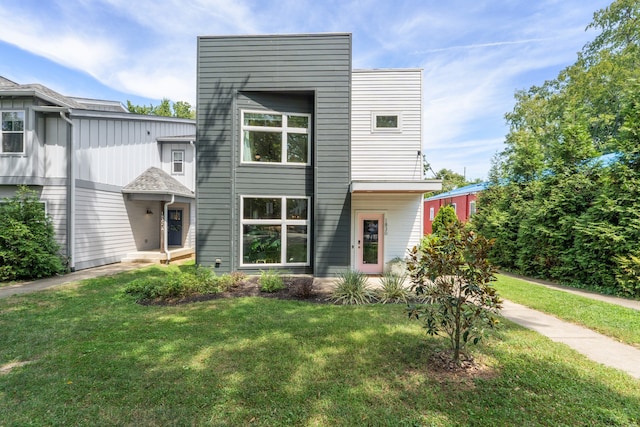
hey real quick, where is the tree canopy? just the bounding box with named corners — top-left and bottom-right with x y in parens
top-left (473, 0), bottom-right (640, 297)
top-left (126, 98), bottom-right (195, 119)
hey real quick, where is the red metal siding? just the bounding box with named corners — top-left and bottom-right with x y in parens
top-left (423, 193), bottom-right (479, 234)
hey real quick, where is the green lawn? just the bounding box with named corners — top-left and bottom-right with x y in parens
top-left (494, 274), bottom-right (640, 348)
top-left (1, 266), bottom-right (639, 426)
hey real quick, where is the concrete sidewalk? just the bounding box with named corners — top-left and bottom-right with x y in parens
top-left (501, 300), bottom-right (640, 379)
top-left (2, 265), bottom-right (639, 379)
top-left (0, 262), bottom-right (143, 299)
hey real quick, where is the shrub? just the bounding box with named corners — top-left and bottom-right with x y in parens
top-left (407, 220), bottom-right (502, 365)
top-left (123, 265), bottom-right (240, 302)
top-left (376, 271), bottom-right (411, 304)
top-left (431, 205), bottom-right (458, 236)
top-left (0, 186), bottom-right (65, 281)
top-left (289, 276), bottom-right (314, 298)
top-left (259, 270), bottom-right (285, 293)
top-left (328, 270), bottom-right (376, 305)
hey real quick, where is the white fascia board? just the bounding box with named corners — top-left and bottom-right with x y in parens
top-left (350, 180), bottom-right (442, 193)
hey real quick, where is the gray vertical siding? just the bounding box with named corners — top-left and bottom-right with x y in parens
top-left (197, 34), bottom-right (351, 275)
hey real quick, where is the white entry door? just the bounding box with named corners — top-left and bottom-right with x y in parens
top-left (356, 213), bottom-right (384, 274)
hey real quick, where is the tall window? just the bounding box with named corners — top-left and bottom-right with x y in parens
top-left (241, 196), bottom-right (310, 266)
top-left (172, 150), bottom-right (184, 174)
top-left (241, 111), bottom-right (310, 164)
top-left (429, 207), bottom-right (435, 221)
top-left (469, 201), bottom-right (477, 217)
top-left (1, 111), bottom-right (25, 154)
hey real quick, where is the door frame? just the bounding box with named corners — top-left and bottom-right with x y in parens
top-left (354, 211), bottom-right (385, 274)
top-left (167, 208), bottom-right (183, 247)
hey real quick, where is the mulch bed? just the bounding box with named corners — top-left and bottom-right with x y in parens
top-left (139, 275), bottom-right (333, 306)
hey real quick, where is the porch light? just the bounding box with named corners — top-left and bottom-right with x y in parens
top-left (146, 209), bottom-right (153, 215)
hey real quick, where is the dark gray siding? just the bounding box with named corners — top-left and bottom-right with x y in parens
top-left (196, 34), bottom-right (351, 276)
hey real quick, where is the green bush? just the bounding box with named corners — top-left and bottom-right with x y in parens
top-left (259, 270), bottom-right (285, 293)
top-left (328, 270), bottom-right (376, 305)
top-left (376, 271), bottom-right (411, 304)
top-left (431, 205), bottom-right (458, 236)
top-left (0, 186), bottom-right (65, 281)
top-left (123, 265), bottom-right (240, 301)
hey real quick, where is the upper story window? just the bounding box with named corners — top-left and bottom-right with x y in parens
top-left (241, 111), bottom-right (311, 165)
top-left (172, 150), bottom-right (185, 175)
top-left (1, 111), bottom-right (25, 154)
top-left (372, 112), bottom-right (401, 132)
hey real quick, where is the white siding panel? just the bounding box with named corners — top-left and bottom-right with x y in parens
top-left (351, 69), bottom-right (423, 181)
top-left (71, 117), bottom-right (194, 187)
top-left (352, 193), bottom-right (423, 265)
top-left (160, 143), bottom-right (196, 191)
top-left (44, 117), bottom-right (68, 178)
top-left (74, 187), bottom-right (136, 268)
top-left (41, 185), bottom-right (68, 255)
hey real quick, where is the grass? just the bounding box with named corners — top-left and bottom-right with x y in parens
top-left (494, 274), bottom-right (640, 348)
top-left (0, 265), bottom-right (638, 426)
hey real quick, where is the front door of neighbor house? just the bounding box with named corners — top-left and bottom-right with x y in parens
top-left (356, 213), bottom-right (384, 274)
top-left (168, 209), bottom-right (183, 246)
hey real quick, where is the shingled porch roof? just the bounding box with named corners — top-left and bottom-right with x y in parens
top-left (122, 167), bottom-right (194, 201)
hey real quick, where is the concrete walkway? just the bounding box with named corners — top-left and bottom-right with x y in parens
top-left (0, 262), bottom-right (143, 298)
top-left (1, 265), bottom-right (639, 379)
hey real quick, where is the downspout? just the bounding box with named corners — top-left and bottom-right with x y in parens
top-left (164, 194), bottom-right (175, 264)
top-left (59, 111), bottom-right (76, 271)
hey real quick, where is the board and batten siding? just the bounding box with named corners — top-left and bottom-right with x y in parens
top-left (160, 143), bottom-right (196, 191)
top-left (69, 114), bottom-right (195, 187)
top-left (352, 193), bottom-right (424, 265)
top-left (351, 69), bottom-right (423, 181)
top-left (197, 33), bottom-right (352, 276)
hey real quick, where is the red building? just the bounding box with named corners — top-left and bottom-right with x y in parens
top-left (423, 182), bottom-right (487, 234)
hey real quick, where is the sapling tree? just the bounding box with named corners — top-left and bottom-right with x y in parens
top-left (406, 221), bottom-right (501, 365)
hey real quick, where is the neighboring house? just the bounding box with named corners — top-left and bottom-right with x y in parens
top-left (423, 182), bottom-right (488, 234)
top-left (196, 33), bottom-right (441, 276)
top-left (0, 76), bottom-right (196, 270)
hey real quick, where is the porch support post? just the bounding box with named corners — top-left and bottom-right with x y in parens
top-left (160, 201), bottom-right (166, 254)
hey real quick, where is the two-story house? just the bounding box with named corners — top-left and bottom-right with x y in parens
top-left (0, 76), bottom-right (196, 271)
top-left (196, 33), bottom-right (440, 276)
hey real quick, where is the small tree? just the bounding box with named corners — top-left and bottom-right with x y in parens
top-left (0, 186), bottom-right (65, 281)
top-left (406, 221), bottom-right (501, 365)
top-left (431, 205), bottom-right (458, 236)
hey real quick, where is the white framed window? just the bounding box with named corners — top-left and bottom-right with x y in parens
top-left (451, 203), bottom-right (457, 214)
top-left (241, 110), bottom-right (311, 165)
top-left (171, 150), bottom-right (185, 174)
top-left (372, 112), bottom-right (401, 132)
top-left (1, 110), bottom-right (25, 154)
top-left (241, 196), bottom-right (310, 266)
top-left (429, 207), bottom-right (435, 221)
top-left (469, 201), bottom-right (477, 217)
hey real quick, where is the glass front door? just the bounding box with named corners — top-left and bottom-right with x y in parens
top-left (356, 213), bottom-right (384, 274)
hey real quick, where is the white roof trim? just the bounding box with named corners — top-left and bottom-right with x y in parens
top-left (350, 180), bottom-right (442, 193)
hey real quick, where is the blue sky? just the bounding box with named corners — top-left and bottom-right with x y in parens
top-left (0, 0), bottom-right (611, 180)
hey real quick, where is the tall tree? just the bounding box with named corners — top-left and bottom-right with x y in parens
top-left (473, 0), bottom-right (640, 297)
